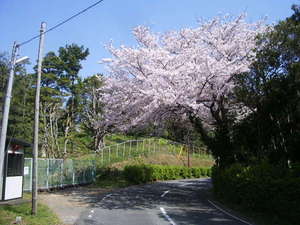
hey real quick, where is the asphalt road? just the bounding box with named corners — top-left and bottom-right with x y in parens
top-left (75, 178), bottom-right (253, 225)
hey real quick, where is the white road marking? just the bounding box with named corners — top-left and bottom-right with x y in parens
top-left (179, 182), bottom-right (193, 187)
top-left (208, 200), bottom-right (253, 225)
top-left (160, 207), bottom-right (177, 225)
top-left (90, 209), bottom-right (94, 213)
top-left (161, 190), bottom-right (170, 197)
top-left (88, 214), bottom-right (92, 218)
top-left (101, 194), bottom-right (113, 202)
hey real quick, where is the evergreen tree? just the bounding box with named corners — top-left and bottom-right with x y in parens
top-left (233, 5), bottom-right (300, 166)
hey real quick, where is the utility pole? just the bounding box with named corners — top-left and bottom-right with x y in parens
top-left (0, 42), bottom-right (19, 198)
top-left (32, 22), bottom-right (46, 215)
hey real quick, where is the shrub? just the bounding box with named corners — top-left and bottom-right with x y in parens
top-left (212, 163), bottom-right (300, 224)
top-left (124, 164), bottom-right (211, 184)
top-left (123, 164), bottom-right (153, 184)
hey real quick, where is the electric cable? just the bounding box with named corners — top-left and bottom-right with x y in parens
top-left (19, 0), bottom-right (104, 47)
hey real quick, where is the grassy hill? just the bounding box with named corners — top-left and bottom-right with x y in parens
top-left (79, 134), bottom-right (214, 169)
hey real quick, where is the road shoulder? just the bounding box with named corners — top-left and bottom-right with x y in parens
top-left (39, 186), bottom-right (111, 225)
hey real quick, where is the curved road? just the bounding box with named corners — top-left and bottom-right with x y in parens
top-left (75, 178), bottom-right (253, 225)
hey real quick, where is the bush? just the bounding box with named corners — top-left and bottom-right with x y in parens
top-left (96, 167), bottom-right (122, 179)
top-left (124, 164), bottom-right (211, 184)
top-left (123, 164), bottom-right (154, 184)
top-left (212, 163), bottom-right (300, 224)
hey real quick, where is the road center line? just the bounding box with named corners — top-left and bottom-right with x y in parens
top-left (208, 200), bottom-right (253, 225)
top-left (160, 207), bottom-right (177, 225)
top-left (161, 190), bottom-right (170, 197)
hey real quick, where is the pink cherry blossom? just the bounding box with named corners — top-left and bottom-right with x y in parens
top-left (97, 14), bottom-right (265, 133)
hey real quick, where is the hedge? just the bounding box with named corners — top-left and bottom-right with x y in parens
top-left (124, 164), bottom-right (211, 184)
top-left (212, 163), bottom-right (300, 224)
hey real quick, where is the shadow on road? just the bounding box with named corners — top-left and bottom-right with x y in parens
top-left (88, 179), bottom-right (211, 210)
top-left (42, 179), bottom-right (249, 225)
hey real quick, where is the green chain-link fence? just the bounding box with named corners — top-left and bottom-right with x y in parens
top-left (23, 139), bottom-right (211, 191)
top-left (23, 158), bottom-right (96, 191)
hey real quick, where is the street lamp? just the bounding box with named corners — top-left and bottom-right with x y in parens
top-left (16, 56), bottom-right (29, 64)
top-left (0, 42), bottom-right (29, 200)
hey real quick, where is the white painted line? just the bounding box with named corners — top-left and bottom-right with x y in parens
top-left (179, 182), bottom-right (192, 187)
top-left (208, 200), bottom-right (253, 225)
top-left (90, 209), bottom-right (94, 213)
top-left (160, 207), bottom-right (177, 225)
top-left (101, 194), bottom-right (113, 202)
top-left (88, 214), bottom-right (92, 218)
top-left (161, 190), bottom-right (170, 197)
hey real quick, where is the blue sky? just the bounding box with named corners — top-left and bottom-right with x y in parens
top-left (0, 0), bottom-right (297, 78)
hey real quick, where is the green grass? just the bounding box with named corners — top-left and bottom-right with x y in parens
top-left (78, 133), bottom-right (214, 168)
top-left (109, 153), bottom-right (214, 169)
top-left (0, 194), bottom-right (62, 225)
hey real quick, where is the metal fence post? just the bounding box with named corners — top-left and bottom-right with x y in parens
top-left (60, 160), bottom-right (63, 188)
top-left (143, 140), bottom-right (145, 156)
top-left (72, 160), bottom-right (75, 186)
top-left (102, 149), bottom-right (104, 165)
top-left (108, 147), bottom-right (111, 163)
top-left (123, 142), bottom-right (125, 159)
top-left (173, 143), bottom-right (175, 155)
top-left (116, 144), bottom-right (119, 158)
top-left (30, 158), bottom-right (33, 192)
top-left (139, 140), bottom-right (142, 156)
top-left (46, 159), bottom-right (49, 190)
top-left (92, 160), bottom-right (96, 182)
top-left (129, 141), bottom-right (132, 158)
top-left (82, 169), bottom-right (85, 184)
top-left (158, 139), bottom-right (161, 153)
top-left (49, 159), bottom-right (52, 188)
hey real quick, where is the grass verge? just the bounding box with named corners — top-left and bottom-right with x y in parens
top-left (0, 194), bottom-right (62, 225)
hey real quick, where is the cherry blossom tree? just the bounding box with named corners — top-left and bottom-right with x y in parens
top-left (96, 14), bottom-right (266, 157)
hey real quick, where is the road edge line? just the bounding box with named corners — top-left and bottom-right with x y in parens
top-left (208, 200), bottom-right (253, 225)
top-left (160, 207), bottom-right (177, 225)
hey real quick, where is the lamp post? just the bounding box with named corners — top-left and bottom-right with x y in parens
top-left (0, 42), bottom-right (29, 199)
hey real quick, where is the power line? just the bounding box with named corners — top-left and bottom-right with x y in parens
top-left (19, 0), bottom-right (104, 47)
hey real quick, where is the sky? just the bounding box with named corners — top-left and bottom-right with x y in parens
top-left (0, 0), bottom-right (298, 78)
